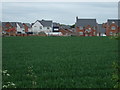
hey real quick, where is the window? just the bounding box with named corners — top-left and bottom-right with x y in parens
top-left (54, 28), bottom-right (59, 31)
top-left (93, 32), bottom-right (96, 35)
top-left (79, 32), bottom-right (83, 35)
top-left (47, 27), bottom-right (50, 29)
top-left (112, 21), bottom-right (115, 24)
top-left (79, 26), bottom-right (83, 30)
top-left (110, 32), bottom-right (113, 35)
top-left (85, 29), bottom-right (91, 32)
top-left (40, 26), bottom-right (42, 29)
top-left (34, 26), bottom-right (37, 27)
top-left (111, 26), bottom-right (116, 30)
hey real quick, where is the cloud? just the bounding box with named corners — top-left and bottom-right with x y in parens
top-left (2, 2), bottom-right (118, 24)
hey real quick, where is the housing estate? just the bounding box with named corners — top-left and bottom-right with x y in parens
top-left (1, 17), bottom-right (120, 36)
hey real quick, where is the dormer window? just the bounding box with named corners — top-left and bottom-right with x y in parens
top-left (111, 26), bottom-right (116, 30)
top-left (112, 21), bottom-right (115, 24)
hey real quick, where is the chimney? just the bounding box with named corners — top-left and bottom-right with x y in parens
top-left (76, 16), bottom-right (78, 22)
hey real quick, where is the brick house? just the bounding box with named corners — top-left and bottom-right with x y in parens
top-left (59, 25), bottom-right (73, 36)
top-left (23, 23), bottom-right (32, 33)
top-left (2, 22), bottom-right (16, 36)
top-left (75, 17), bottom-right (97, 36)
top-left (105, 19), bottom-right (120, 36)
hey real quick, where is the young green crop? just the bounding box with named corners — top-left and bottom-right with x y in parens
top-left (2, 36), bottom-right (118, 88)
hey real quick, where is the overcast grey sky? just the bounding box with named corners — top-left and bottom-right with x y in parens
top-left (2, 2), bottom-right (118, 25)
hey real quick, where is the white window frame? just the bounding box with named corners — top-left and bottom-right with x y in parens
top-left (79, 32), bottom-right (83, 35)
top-left (93, 32), bottom-right (96, 35)
top-left (85, 29), bottom-right (91, 33)
top-left (110, 32), bottom-right (113, 35)
top-left (111, 26), bottom-right (116, 30)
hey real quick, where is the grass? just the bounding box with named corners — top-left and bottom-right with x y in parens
top-left (2, 36), bottom-right (118, 88)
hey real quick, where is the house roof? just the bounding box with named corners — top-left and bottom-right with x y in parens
top-left (23, 23), bottom-right (31, 28)
top-left (2, 22), bottom-right (12, 28)
top-left (53, 22), bottom-right (60, 27)
top-left (59, 29), bottom-right (67, 35)
top-left (9, 22), bottom-right (24, 28)
top-left (37, 20), bottom-right (52, 27)
top-left (60, 25), bottom-right (71, 29)
top-left (107, 19), bottom-right (120, 26)
top-left (75, 18), bottom-right (97, 27)
top-left (59, 29), bottom-right (73, 35)
top-left (31, 23), bottom-right (34, 26)
top-left (97, 24), bottom-right (106, 33)
top-left (10, 22), bottom-right (17, 27)
top-left (2, 22), bottom-right (7, 28)
top-left (17, 22), bottom-right (24, 28)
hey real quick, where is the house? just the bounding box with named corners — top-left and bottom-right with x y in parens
top-left (23, 23), bottom-right (32, 33)
top-left (2, 22), bottom-right (16, 36)
top-left (75, 17), bottom-right (97, 36)
top-left (45, 22), bottom-right (62, 36)
top-left (105, 19), bottom-right (120, 36)
top-left (53, 22), bottom-right (60, 32)
top-left (59, 25), bottom-right (73, 36)
top-left (97, 24), bottom-right (106, 36)
top-left (2, 22), bottom-right (26, 36)
top-left (32, 20), bottom-right (53, 35)
top-left (13, 22), bottom-right (25, 34)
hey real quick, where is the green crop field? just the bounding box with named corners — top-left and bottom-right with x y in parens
top-left (2, 36), bottom-right (118, 88)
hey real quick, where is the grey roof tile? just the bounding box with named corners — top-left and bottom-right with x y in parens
top-left (10, 22), bottom-right (17, 27)
top-left (37, 20), bottom-right (52, 27)
top-left (17, 22), bottom-right (24, 28)
top-left (75, 19), bottom-right (97, 27)
top-left (107, 19), bottom-right (120, 25)
top-left (24, 23), bottom-right (31, 28)
top-left (53, 22), bottom-right (60, 27)
top-left (60, 25), bottom-right (71, 29)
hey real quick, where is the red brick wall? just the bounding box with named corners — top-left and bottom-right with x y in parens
top-left (23, 24), bottom-right (28, 32)
top-left (76, 25), bottom-right (96, 36)
top-left (106, 24), bottom-right (119, 36)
